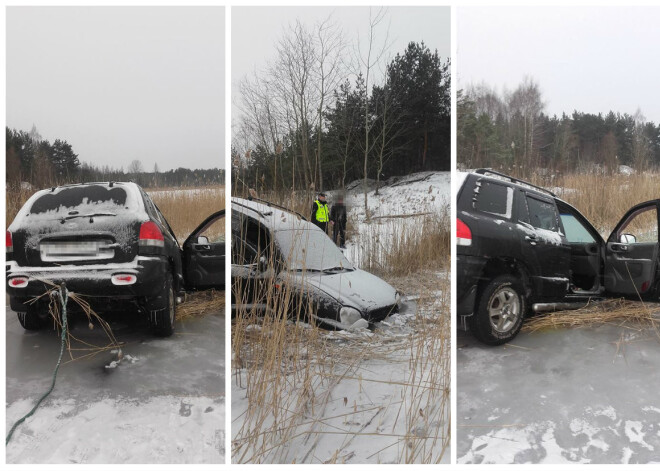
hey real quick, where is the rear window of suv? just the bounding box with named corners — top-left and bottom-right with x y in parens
top-left (473, 180), bottom-right (513, 218)
top-left (29, 185), bottom-right (130, 215)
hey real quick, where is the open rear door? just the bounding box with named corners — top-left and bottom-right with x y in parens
top-left (183, 210), bottom-right (225, 290)
top-left (604, 200), bottom-right (660, 297)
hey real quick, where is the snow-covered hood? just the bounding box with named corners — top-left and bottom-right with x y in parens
top-left (286, 268), bottom-right (398, 312)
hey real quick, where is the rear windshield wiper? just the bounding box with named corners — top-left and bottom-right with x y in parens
top-left (60, 212), bottom-right (117, 222)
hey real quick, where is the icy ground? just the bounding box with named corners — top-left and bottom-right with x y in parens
top-left (232, 172), bottom-right (451, 463)
top-left (5, 309), bottom-right (225, 464)
top-left (457, 322), bottom-right (660, 464)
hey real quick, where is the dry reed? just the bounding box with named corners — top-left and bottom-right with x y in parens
top-left (523, 298), bottom-right (660, 337)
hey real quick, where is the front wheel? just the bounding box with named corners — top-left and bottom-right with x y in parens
top-left (146, 272), bottom-right (176, 337)
top-left (470, 275), bottom-right (525, 346)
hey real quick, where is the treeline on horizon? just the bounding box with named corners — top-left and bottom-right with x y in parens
top-left (458, 77), bottom-right (660, 178)
top-left (6, 126), bottom-right (225, 190)
top-left (233, 28), bottom-right (451, 194)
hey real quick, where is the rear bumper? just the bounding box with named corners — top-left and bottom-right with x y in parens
top-left (6, 256), bottom-right (169, 309)
top-left (457, 254), bottom-right (487, 317)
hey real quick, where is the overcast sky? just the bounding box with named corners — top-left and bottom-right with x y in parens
top-left (232, 6), bottom-right (450, 124)
top-left (458, 6), bottom-right (660, 124)
top-left (7, 7), bottom-right (225, 171)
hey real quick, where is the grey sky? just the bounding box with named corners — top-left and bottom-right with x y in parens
top-left (458, 6), bottom-right (660, 124)
top-left (7, 7), bottom-right (225, 171)
top-left (232, 6), bottom-right (450, 122)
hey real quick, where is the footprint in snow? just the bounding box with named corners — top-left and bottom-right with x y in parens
top-left (179, 402), bottom-right (192, 417)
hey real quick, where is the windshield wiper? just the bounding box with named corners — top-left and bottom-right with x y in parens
top-left (322, 266), bottom-right (354, 273)
top-left (290, 268), bottom-right (323, 273)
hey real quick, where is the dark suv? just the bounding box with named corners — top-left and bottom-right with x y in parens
top-left (6, 182), bottom-right (225, 336)
top-left (231, 197), bottom-right (400, 329)
top-left (457, 169), bottom-right (659, 345)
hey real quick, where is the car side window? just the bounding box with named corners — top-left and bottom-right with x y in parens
top-left (526, 196), bottom-right (559, 232)
top-left (473, 180), bottom-right (513, 218)
top-left (232, 236), bottom-right (258, 265)
top-left (617, 206), bottom-right (658, 243)
top-left (559, 213), bottom-right (596, 243)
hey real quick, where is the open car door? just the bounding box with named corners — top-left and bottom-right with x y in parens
top-left (183, 210), bottom-right (225, 290)
top-left (604, 200), bottom-right (660, 298)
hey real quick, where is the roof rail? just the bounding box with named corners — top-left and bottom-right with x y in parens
top-left (246, 196), bottom-right (308, 221)
top-left (231, 198), bottom-right (268, 218)
top-left (474, 168), bottom-right (556, 197)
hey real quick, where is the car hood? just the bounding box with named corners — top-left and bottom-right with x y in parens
top-left (284, 268), bottom-right (398, 312)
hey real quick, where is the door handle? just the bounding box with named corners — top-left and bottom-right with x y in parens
top-left (195, 244), bottom-right (211, 251)
top-left (611, 243), bottom-right (628, 252)
top-left (525, 235), bottom-right (537, 246)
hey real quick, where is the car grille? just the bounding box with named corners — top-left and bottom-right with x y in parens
top-left (40, 239), bottom-right (115, 262)
top-left (366, 303), bottom-right (399, 322)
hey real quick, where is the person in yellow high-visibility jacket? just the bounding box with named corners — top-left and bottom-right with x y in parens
top-left (311, 192), bottom-right (330, 233)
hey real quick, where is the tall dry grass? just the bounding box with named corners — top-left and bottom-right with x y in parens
top-left (149, 186), bottom-right (225, 243)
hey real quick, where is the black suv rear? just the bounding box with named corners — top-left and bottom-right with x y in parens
top-left (6, 182), bottom-right (225, 336)
top-left (457, 169), bottom-right (659, 345)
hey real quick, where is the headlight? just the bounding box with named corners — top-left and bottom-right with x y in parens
top-left (339, 306), bottom-right (362, 326)
top-left (395, 291), bottom-right (402, 305)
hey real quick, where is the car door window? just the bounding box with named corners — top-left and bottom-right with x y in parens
top-left (473, 180), bottom-right (513, 218)
top-left (560, 213), bottom-right (596, 243)
top-left (526, 196), bottom-right (559, 232)
top-left (616, 206), bottom-right (658, 243)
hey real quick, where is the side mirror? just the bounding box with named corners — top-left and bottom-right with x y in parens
top-left (258, 256), bottom-right (268, 272)
top-left (197, 235), bottom-right (209, 244)
top-left (620, 233), bottom-right (636, 244)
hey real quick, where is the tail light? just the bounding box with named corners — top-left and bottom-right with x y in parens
top-left (112, 274), bottom-right (137, 286)
top-left (457, 218), bottom-right (472, 246)
top-left (8, 276), bottom-right (28, 288)
top-left (139, 221), bottom-right (164, 247)
top-left (7, 231), bottom-right (13, 253)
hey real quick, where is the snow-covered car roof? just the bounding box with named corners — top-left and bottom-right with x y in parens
top-left (231, 197), bottom-right (321, 233)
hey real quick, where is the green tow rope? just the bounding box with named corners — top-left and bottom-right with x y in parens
top-left (6, 283), bottom-right (69, 445)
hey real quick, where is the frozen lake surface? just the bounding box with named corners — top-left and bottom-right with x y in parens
top-left (6, 305), bottom-right (225, 464)
top-left (457, 323), bottom-right (660, 464)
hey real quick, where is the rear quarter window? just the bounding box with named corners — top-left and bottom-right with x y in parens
top-left (473, 180), bottom-right (513, 218)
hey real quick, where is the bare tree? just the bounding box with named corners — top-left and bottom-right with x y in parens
top-left (356, 7), bottom-right (391, 214)
top-left (313, 15), bottom-right (345, 191)
top-left (632, 109), bottom-right (650, 171)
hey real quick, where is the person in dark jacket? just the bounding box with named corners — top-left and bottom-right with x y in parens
top-left (330, 194), bottom-right (347, 248)
top-left (311, 192), bottom-right (330, 233)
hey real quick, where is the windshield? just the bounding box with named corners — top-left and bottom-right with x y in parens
top-left (275, 229), bottom-right (354, 271)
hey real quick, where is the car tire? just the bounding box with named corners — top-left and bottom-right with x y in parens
top-left (471, 275), bottom-right (525, 346)
top-left (17, 304), bottom-right (48, 331)
top-left (147, 272), bottom-right (176, 337)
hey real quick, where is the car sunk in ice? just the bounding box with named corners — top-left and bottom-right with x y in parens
top-left (6, 182), bottom-right (225, 336)
top-left (231, 197), bottom-right (400, 329)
